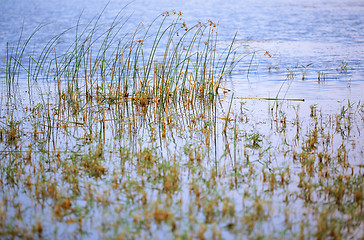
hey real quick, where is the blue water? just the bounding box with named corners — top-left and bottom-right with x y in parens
top-left (0, 2), bottom-right (363, 239)
top-left (1, 0), bottom-right (363, 101)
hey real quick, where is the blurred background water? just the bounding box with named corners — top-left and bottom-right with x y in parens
top-left (1, 0), bottom-right (363, 101)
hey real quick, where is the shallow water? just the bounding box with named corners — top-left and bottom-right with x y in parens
top-left (1, 0), bottom-right (364, 101)
top-left (0, 1), bottom-right (364, 239)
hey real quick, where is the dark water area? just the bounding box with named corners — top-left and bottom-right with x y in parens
top-left (1, 0), bottom-right (364, 102)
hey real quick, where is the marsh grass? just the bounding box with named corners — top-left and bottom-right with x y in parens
top-left (0, 7), bottom-right (363, 240)
top-left (4, 9), bottom-right (246, 108)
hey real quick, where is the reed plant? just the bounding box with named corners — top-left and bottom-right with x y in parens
top-left (5, 7), bottom-right (362, 240)
top-left (3, 8), bottom-right (247, 114)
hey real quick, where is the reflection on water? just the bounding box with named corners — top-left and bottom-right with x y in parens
top-left (0, 1), bottom-right (363, 239)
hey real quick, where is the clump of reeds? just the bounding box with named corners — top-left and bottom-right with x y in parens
top-left (3, 8), bottom-right (247, 112)
top-left (3, 5), bottom-right (363, 240)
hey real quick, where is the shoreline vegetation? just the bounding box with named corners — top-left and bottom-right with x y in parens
top-left (1, 7), bottom-right (363, 239)
top-left (4, 8), bottom-right (248, 105)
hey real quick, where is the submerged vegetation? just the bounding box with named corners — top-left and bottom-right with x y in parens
top-left (1, 7), bottom-right (363, 240)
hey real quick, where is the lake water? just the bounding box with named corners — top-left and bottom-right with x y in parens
top-left (1, 1), bottom-right (364, 239)
top-left (0, 0), bottom-right (364, 239)
top-left (1, 0), bottom-right (364, 102)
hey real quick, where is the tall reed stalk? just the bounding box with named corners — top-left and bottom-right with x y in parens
top-left (3, 8), bottom-right (250, 117)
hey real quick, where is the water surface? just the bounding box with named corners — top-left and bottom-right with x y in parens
top-left (0, 1), bottom-right (364, 239)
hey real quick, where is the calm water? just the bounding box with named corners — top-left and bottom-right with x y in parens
top-left (1, 1), bottom-right (364, 238)
top-left (1, 0), bottom-right (364, 100)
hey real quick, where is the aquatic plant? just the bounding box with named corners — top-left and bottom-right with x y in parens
top-left (0, 6), bottom-right (363, 240)
top-left (4, 9), bottom-right (246, 109)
